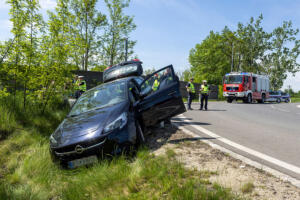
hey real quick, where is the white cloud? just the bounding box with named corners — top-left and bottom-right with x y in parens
top-left (39, 0), bottom-right (56, 10)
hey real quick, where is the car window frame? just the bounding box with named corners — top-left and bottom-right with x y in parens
top-left (139, 65), bottom-right (176, 97)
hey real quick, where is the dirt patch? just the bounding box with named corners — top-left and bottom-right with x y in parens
top-left (146, 124), bottom-right (300, 200)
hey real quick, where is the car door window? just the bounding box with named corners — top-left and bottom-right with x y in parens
top-left (140, 66), bottom-right (175, 96)
top-left (128, 81), bottom-right (140, 103)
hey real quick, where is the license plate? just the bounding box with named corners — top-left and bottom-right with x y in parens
top-left (68, 155), bottom-right (98, 169)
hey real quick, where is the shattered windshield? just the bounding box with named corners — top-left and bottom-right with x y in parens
top-left (69, 81), bottom-right (127, 116)
top-left (224, 75), bottom-right (243, 84)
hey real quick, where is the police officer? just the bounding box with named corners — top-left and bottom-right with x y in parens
top-left (75, 76), bottom-right (87, 99)
top-left (199, 80), bottom-right (209, 110)
top-left (186, 78), bottom-right (195, 110)
top-left (152, 73), bottom-right (160, 92)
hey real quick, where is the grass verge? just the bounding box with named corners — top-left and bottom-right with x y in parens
top-left (291, 97), bottom-right (300, 103)
top-left (0, 130), bottom-right (242, 200)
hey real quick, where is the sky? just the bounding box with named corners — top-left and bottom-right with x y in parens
top-left (0, 0), bottom-right (300, 91)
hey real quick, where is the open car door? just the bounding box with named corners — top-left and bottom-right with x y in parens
top-left (138, 65), bottom-right (186, 127)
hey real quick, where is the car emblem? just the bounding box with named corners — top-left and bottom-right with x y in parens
top-left (75, 145), bottom-right (84, 154)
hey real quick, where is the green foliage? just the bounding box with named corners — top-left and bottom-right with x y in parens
top-left (0, 92), bottom-right (69, 140)
top-left (71, 0), bottom-right (107, 70)
top-left (0, 0), bottom-right (137, 120)
top-left (91, 65), bottom-right (107, 72)
top-left (100, 0), bottom-right (137, 66)
top-left (0, 132), bottom-right (241, 200)
top-left (144, 67), bottom-right (156, 75)
top-left (189, 15), bottom-right (300, 90)
top-left (189, 30), bottom-right (231, 85)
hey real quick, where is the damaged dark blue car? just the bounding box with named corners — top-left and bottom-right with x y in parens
top-left (49, 60), bottom-right (186, 168)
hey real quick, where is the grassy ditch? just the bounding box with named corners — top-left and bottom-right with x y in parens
top-left (0, 96), bottom-right (241, 200)
top-left (0, 130), bottom-right (241, 200)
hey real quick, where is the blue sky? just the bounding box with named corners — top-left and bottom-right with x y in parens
top-left (0, 0), bottom-right (300, 91)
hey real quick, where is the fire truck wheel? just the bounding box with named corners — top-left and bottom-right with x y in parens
top-left (227, 98), bottom-right (233, 103)
top-left (247, 94), bottom-right (252, 104)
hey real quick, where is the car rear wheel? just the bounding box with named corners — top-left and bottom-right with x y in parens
top-left (276, 98), bottom-right (281, 103)
top-left (285, 98), bottom-right (290, 103)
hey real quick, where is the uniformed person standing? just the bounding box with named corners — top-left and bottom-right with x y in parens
top-left (199, 80), bottom-right (209, 110)
top-left (75, 76), bottom-right (87, 99)
top-left (186, 78), bottom-right (195, 110)
top-left (152, 73), bottom-right (160, 92)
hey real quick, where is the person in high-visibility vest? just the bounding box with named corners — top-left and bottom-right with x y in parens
top-left (75, 76), bottom-right (87, 99)
top-left (186, 77), bottom-right (195, 110)
top-left (199, 80), bottom-right (210, 110)
top-left (152, 73), bottom-right (160, 92)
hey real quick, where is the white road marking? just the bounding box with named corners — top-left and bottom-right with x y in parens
top-left (177, 114), bottom-right (300, 175)
top-left (174, 122), bottom-right (300, 188)
top-left (297, 105), bottom-right (300, 108)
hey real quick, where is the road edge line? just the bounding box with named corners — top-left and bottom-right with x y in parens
top-left (172, 120), bottom-right (300, 188)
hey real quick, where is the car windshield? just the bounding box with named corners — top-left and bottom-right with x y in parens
top-left (69, 81), bottom-right (127, 116)
top-left (224, 75), bottom-right (243, 84)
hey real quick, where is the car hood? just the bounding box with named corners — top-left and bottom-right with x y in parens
top-left (52, 101), bottom-right (128, 147)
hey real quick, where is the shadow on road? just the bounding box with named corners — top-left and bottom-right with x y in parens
top-left (167, 137), bottom-right (217, 144)
top-left (172, 117), bottom-right (211, 126)
top-left (200, 109), bottom-right (226, 111)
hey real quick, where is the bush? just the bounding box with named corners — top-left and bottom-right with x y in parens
top-left (0, 92), bottom-right (69, 139)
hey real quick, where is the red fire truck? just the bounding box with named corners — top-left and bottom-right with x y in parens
top-left (223, 72), bottom-right (270, 103)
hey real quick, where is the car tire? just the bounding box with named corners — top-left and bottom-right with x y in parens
top-left (259, 94), bottom-right (265, 104)
top-left (227, 98), bottom-right (233, 103)
top-left (276, 98), bottom-right (281, 103)
top-left (136, 121), bottom-right (145, 146)
top-left (285, 99), bottom-right (289, 103)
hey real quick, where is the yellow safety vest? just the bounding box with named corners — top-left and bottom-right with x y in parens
top-left (188, 82), bottom-right (195, 93)
top-left (201, 85), bottom-right (209, 94)
top-left (79, 80), bottom-right (87, 91)
top-left (152, 79), bottom-right (160, 91)
top-left (74, 80), bottom-right (80, 90)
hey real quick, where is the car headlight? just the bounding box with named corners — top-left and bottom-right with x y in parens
top-left (50, 135), bottom-right (57, 145)
top-left (104, 112), bottom-right (127, 133)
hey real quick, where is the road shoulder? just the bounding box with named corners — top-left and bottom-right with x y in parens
top-left (147, 124), bottom-right (300, 200)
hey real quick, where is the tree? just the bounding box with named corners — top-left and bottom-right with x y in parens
top-left (189, 15), bottom-right (300, 89)
top-left (91, 65), bottom-right (107, 72)
top-left (236, 15), bottom-right (271, 73)
top-left (22, 0), bottom-right (43, 110)
top-left (263, 21), bottom-right (300, 90)
top-left (101, 0), bottom-right (136, 66)
top-left (189, 31), bottom-right (231, 85)
top-left (71, 0), bottom-right (106, 71)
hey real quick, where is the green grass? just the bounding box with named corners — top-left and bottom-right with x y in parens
top-left (0, 130), bottom-right (242, 200)
top-left (241, 182), bottom-right (255, 194)
top-left (291, 97), bottom-right (300, 103)
top-left (0, 94), bottom-right (242, 200)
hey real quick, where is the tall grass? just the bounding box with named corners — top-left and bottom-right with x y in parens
top-left (0, 130), bottom-right (241, 200)
top-left (0, 92), bottom-right (69, 139)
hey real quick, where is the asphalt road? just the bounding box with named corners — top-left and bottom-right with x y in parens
top-left (173, 101), bottom-right (300, 180)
